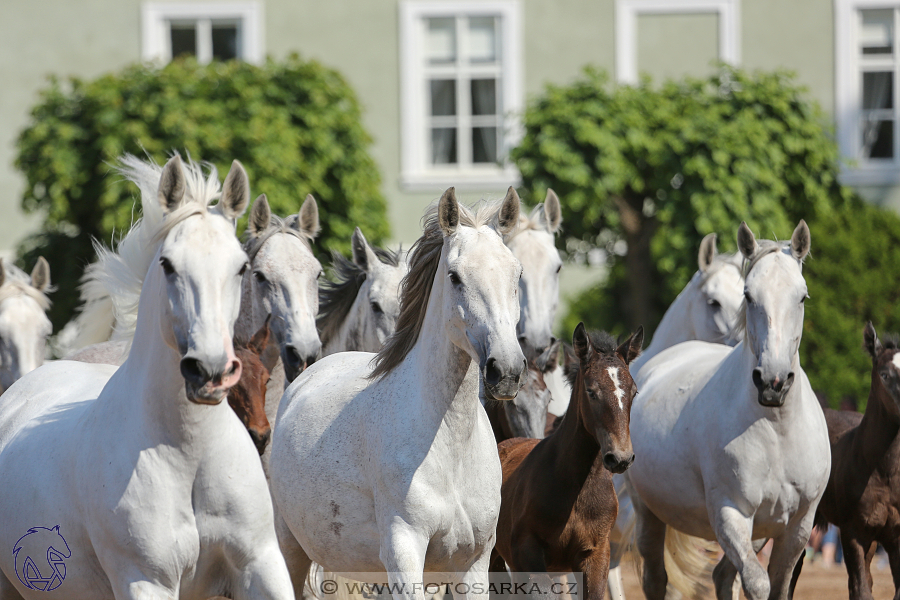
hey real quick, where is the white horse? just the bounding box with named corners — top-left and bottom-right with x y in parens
top-left (625, 221), bottom-right (830, 600)
top-left (0, 258), bottom-right (52, 394)
top-left (317, 227), bottom-right (408, 356)
top-left (270, 187), bottom-right (525, 599)
top-left (607, 232), bottom-right (745, 600)
top-left (0, 155), bottom-right (292, 600)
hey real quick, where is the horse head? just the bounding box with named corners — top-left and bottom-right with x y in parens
top-left (571, 322), bottom-right (643, 473)
top-left (737, 220), bottom-right (810, 407)
top-left (244, 193), bottom-right (322, 383)
top-left (864, 321), bottom-right (900, 418)
top-left (230, 315), bottom-right (273, 454)
top-left (692, 233), bottom-right (744, 346)
top-left (0, 258), bottom-right (52, 393)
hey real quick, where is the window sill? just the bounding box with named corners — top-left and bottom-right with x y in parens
top-left (400, 166), bottom-right (522, 192)
top-left (840, 165), bottom-right (900, 187)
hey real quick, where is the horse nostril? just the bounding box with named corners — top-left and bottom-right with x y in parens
top-left (304, 354), bottom-right (318, 369)
top-left (224, 359), bottom-right (240, 378)
top-left (180, 357), bottom-right (209, 385)
top-left (248, 429), bottom-right (271, 455)
top-left (603, 453), bottom-right (618, 471)
top-left (484, 357), bottom-right (502, 386)
top-left (284, 345), bottom-right (302, 369)
top-left (752, 368), bottom-right (765, 391)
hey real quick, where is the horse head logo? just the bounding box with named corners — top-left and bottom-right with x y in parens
top-left (12, 526), bottom-right (71, 592)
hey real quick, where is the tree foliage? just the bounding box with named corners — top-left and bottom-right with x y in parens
top-left (16, 55), bottom-right (389, 331)
top-left (512, 66), bottom-right (850, 333)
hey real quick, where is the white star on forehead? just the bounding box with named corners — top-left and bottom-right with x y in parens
top-left (607, 366), bottom-right (624, 410)
top-left (893, 353), bottom-right (900, 370)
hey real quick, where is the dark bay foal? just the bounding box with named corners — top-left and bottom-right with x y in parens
top-left (491, 323), bottom-right (643, 600)
top-left (229, 316), bottom-right (273, 455)
top-left (791, 322), bottom-right (900, 600)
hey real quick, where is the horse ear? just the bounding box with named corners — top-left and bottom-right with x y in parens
top-left (497, 187), bottom-right (520, 235)
top-left (30, 257), bottom-right (50, 292)
top-left (698, 233), bottom-right (717, 273)
top-left (351, 227), bottom-right (378, 272)
top-left (572, 322), bottom-right (592, 365)
top-left (220, 160), bottom-right (250, 221)
top-left (249, 314), bottom-right (272, 356)
top-left (737, 222), bottom-right (758, 260)
top-left (295, 194), bottom-right (320, 239)
top-left (791, 219), bottom-right (811, 260)
top-left (543, 189), bottom-right (562, 233)
top-left (618, 326), bottom-right (644, 366)
top-left (864, 321), bottom-right (882, 359)
top-left (538, 338), bottom-right (562, 372)
top-left (158, 155), bottom-right (186, 214)
top-left (438, 187), bottom-right (459, 236)
top-left (248, 194), bottom-right (271, 238)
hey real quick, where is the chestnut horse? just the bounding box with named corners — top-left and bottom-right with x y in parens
top-left (791, 322), bottom-right (900, 600)
top-left (491, 323), bottom-right (643, 600)
top-left (230, 316), bottom-right (273, 455)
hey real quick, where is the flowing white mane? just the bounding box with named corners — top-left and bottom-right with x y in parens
top-left (68, 154), bottom-right (223, 349)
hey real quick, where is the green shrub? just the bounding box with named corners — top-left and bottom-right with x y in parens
top-left (16, 55), bottom-right (388, 331)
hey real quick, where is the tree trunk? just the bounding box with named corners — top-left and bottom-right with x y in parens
top-left (614, 193), bottom-right (657, 331)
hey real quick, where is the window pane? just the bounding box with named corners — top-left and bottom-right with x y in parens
top-left (432, 128), bottom-right (457, 164)
top-left (212, 24), bottom-right (238, 60)
top-left (863, 72), bottom-right (893, 109)
top-left (428, 18), bottom-right (456, 64)
top-left (430, 80), bottom-right (456, 116)
top-left (170, 23), bottom-right (196, 58)
top-left (471, 79), bottom-right (497, 116)
top-left (863, 119), bottom-right (894, 158)
top-left (472, 127), bottom-right (498, 163)
top-left (468, 16), bottom-right (497, 63)
top-left (861, 9), bottom-right (893, 55)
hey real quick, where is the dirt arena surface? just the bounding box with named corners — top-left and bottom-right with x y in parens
top-left (617, 557), bottom-right (895, 599)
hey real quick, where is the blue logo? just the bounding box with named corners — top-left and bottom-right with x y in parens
top-left (12, 526), bottom-right (70, 592)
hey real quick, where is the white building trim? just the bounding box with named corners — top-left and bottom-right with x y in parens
top-left (141, 2), bottom-right (264, 65)
top-left (615, 0), bottom-right (741, 84)
top-left (399, 0), bottom-right (522, 190)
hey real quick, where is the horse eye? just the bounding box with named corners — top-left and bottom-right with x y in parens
top-left (448, 271), bottom-right (461, 285)
top-left (238, 262), bottom-right (249, 277)
top-left (160, 257), bottom-right (175, 276)
top-left (707, 298), bottom-right (721, 308)
top-left (555, 264), bottom-right (562, 274)
top-left (801, 294), bottom-right (809, 304)
top-left (254, 271), bottom-right (268, 284)
top-left (371, 301), bottom-right (383, 314)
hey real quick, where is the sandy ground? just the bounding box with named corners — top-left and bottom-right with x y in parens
top-left (617, 556), bottom-right (895, 599)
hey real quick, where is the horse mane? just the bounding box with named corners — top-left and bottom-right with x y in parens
top-left (70, 153), bottom-right (222, 349)
top-left (317, 246), bottom-right (404, 347)
top-left (881, 335), bottom-right (899, 351)
top-left (503, 203), bottom-right (552, 243)
top-left (734, 240), bottom-right (802, 338)
top-left (0, 260), bottom-right (51, 311)
top-left (564, 330), bottom-right (618, 388)
top-left (243, 214), bottom-right (315, 262)
top-left (369, 199), bottom-right (507, 379)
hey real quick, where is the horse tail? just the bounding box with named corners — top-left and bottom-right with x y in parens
top-left (662, 527), bottom-right (718, 599)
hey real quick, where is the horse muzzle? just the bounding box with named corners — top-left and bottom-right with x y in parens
top-left (181, 356), bottom-right (242, 405)
top-left (482, 357), bottom-right (527, 401)
top-left (753, 368), bottom-right (794, 407)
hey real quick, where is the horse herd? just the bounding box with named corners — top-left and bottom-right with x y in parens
top-left (0, 154), bottom-right (897, 600)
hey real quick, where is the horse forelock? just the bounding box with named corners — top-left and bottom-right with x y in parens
top-left (564, 330), bottom-right (618, 388)
top-left (243, 214), bottom-right (314, 262)
top-left (369, 197), bottom-right (509, 379)
top-left (503, 203), bottom-right (554, 243)
top-left (696, 251), bottom-right (743, 286)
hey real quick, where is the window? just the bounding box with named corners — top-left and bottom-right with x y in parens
top-left (400, 1), bottom-right (522, 189)
top-left (141, 2), bottom-right (263, 64)
top-left (836, 1), bottom-right (900, 184)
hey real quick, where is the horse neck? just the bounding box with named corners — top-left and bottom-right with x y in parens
top-left (644, 276), bottom-right (699, 358)
top-left (112, 264), bottom-right (223, 449)
top-left (391, 271), bottom-right (480, 442)
top-left (324, 291), bottom-right (373, 355)
top-left (547, 371), bottom-right (601, 485)
top-left (854, 368), bottom-right (900, 470)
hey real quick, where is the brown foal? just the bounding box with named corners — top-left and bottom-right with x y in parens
top-left (791, 322), bottom-right (900, 600)
top-left (491, 322), bottom-right (643, 600)
top-left (229, 316), bottom-right (273, 455)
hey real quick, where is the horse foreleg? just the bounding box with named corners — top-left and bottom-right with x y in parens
top-left (233, 544), bottom-right (295, 600)
top-left (274, 509), bottom-right (314, 599)
top-left (841, 534), bottom-right (876, 600)
top-left (606, 564), bottom-right (624, 600)
top-left (453, 550), bottom-right (494, 600)
top-left (578, 545), bottom-right (611, 600)
top-left (768, 516), bottom-right (814, 600)
top-left (712, 505), bottom-right (768, 600)
top-left (714, 538), bottom-right (767, 600)
top-left (380, 520), bottom-right (428, 600)
top-left (632, 499), bottom-right (667, 600)
top-left (882, 538), bottom-right (900, 600)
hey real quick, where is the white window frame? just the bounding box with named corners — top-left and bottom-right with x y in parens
top-left (141, 2), bottom-right (264, 65)
top-left (836, 0), bottom-right (900, 185)
top-left (615, 0), bottom-right (741, 84)
top-left (399, 0), bottom-right (522, 190)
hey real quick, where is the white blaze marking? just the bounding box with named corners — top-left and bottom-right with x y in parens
top-left (893, 353), bottom-right (900, 371)
top-left (607, 366), bottom-right (625, 410)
